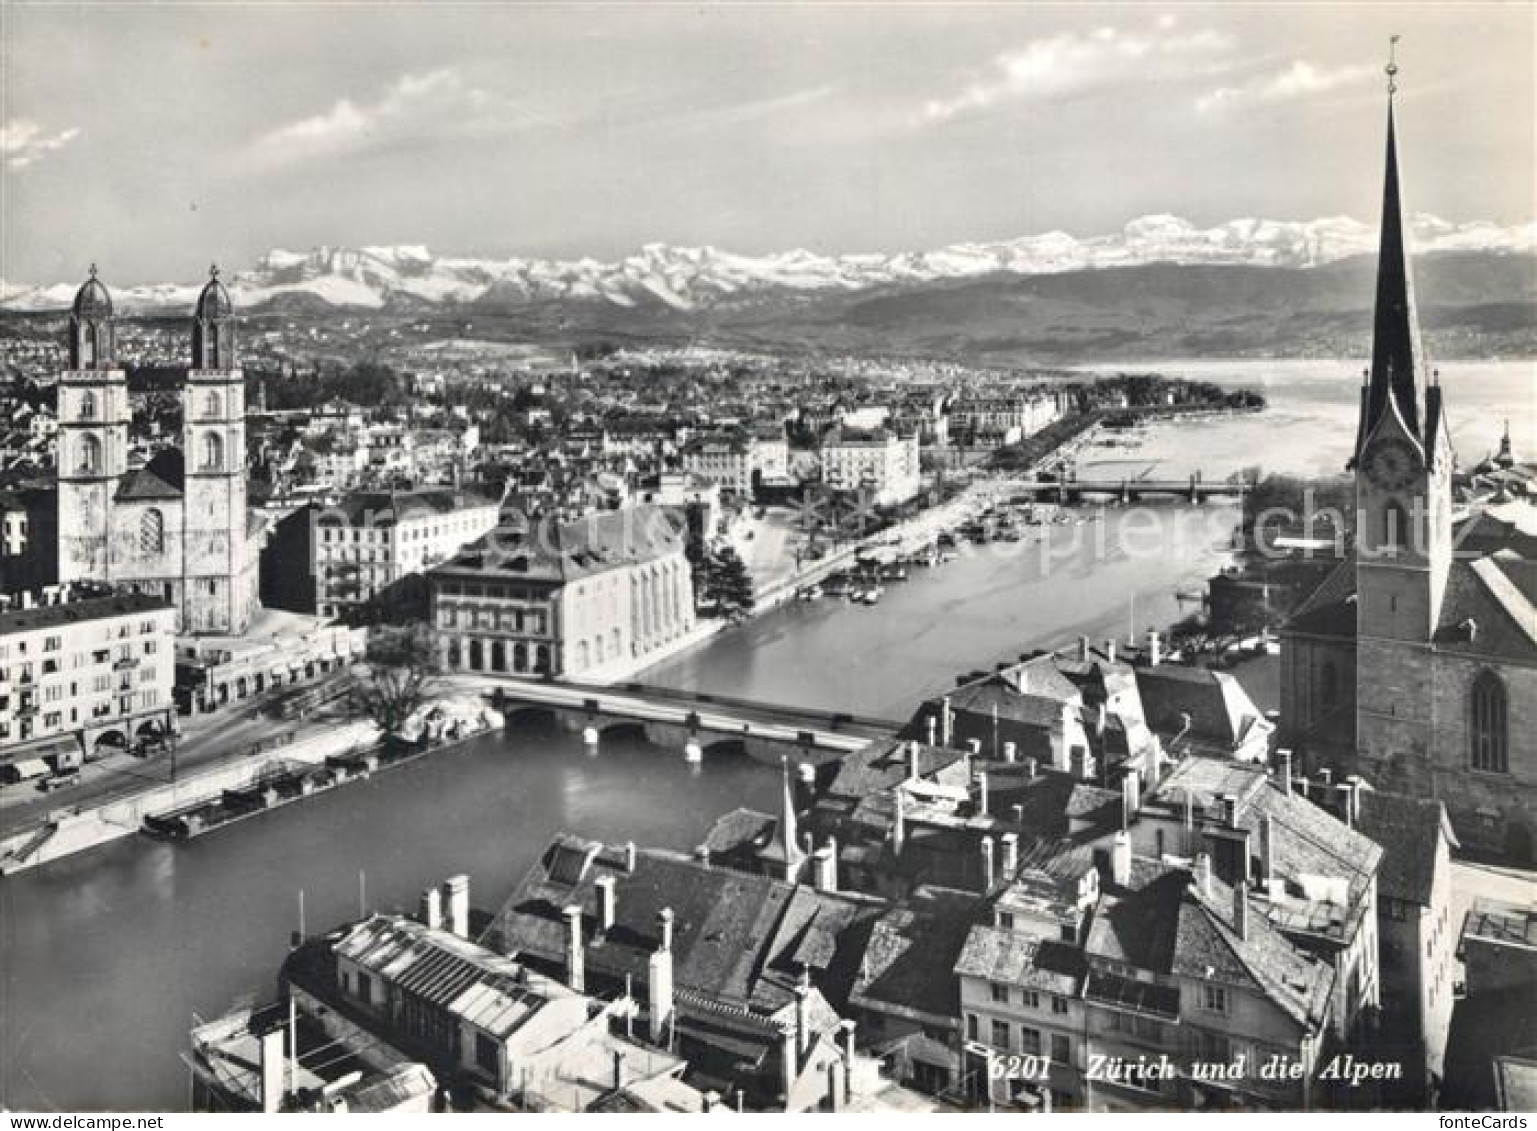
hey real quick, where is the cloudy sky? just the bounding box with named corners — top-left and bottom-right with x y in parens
top-left (2, 2), bottom-right (1532, 283)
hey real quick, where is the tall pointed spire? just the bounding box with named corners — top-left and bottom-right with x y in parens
top-left (1361, 36), bottom-right (1429, 449)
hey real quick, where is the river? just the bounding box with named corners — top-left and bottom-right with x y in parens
top-left (1, 359), bottom-right (1530, 1111)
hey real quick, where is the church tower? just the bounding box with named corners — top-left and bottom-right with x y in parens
top-left (57, 267), bottom-right (129, 582)
top-left (1352, 55), bottom-right (1455, 773)
top-left (181, 267), bottom-right (253, 633)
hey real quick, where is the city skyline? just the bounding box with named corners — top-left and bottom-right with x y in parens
top-left (3, 3), bottom-right (1535, 283)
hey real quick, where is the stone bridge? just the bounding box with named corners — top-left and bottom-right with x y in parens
top-left (487, 677), bottom-right (899, 765)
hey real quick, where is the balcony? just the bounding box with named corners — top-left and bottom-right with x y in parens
top-left (113, 656), bottom-right (140, 672)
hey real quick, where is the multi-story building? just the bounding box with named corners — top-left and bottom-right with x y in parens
top-left (950, 394), bottom-right (1062, 447)
top-left (428, 506), bottom-right (694, 680)
top-left (820, 430), bottom-right (921, 506)
top-left (307, 489), bottom-right (500, 619)
top-left (0, 585), bottom-right (175, 764)
top-left (1356, 791), bottom-right (1459, 1101)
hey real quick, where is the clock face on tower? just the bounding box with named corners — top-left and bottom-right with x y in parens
top-left (1362, 437), bottom-right (1420, 492)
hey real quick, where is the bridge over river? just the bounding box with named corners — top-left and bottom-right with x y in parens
top-left (1010, 473), bottom-right (1252, 505)
top-left (486, 676), bottom-right (902, 764)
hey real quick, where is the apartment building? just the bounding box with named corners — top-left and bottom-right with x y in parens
top-left (0, 585), bottom-right (175, 765)
top-left (308, 489), bottom-right (500, 619)
top-left (820, 430), bottom-right (921, 506)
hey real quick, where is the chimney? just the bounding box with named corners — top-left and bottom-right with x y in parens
top-left (1111, 829), bottom-right (1132, 886)
top-left (596, 874), bottom-right (617, 932)
top-left (648, 909), bottom-right (675, 1044)
top-left (1146, 630), bottom-right (1162, 667)
top-left (795, 969), bottom-right (813, 1059)
top-left (1259, 814), bottom-right (1274, 891)
top-left (1079, 635), bottom-right (1091, 661)
top-left (827, 1062), bottom-right (845, 1113)
top-left (564, 904), bottom-right (585, 993)
top-left (1232, 882), bottom-right (1249, 941)
top-left (967, 737), bottom-right (982, 757)
top-left (907, 740), bottom-right (920, 781)
top-left (702, 1091), bottom-right (722, 1113)
top-left (442, 874), bottom-right (470, 938)
top-left (1024, 756), bottom-right (1038, 780)
top-left (1317, 767), bottom-right (1333, 789)
top-left (840, 1018), bottom-right (857, 1067)
top-left (1003, 740), bottom-right (1017, 763)
top-left (419, 887), bottom-right (443, 931)
top-left (926, 714), bottom-right (937, 747)
top-left (976, 771), bottom-right (989, 817)
top-left (260, 1026), bottom-right (286, 1114)
top-left (1000, 832), bottom-right (1019, 878)
top-left (941, 696), bottom-right (953, 747)
top-left (612, 1049), bottom-right (625, 1094)
top-left (1276, 748), bottom-right (1294, 796)
top-left (1298, 774), bottom-right (1311, 800)
top-left (780, 1023), bottom-right (798, 1105)
top-left (625, 841), bottom-right (637, 873)
top-left (1194, 852), bottom-right (1212, 899)
top-left (980, 836), bottom-right (996, 892)
top-left (813, 838), bottom-right (838, 893)
top-left (892, 788), bottom-right (906, 854)
top-left (1104, 638), bottom-right (1116, 663)
top-left (1220, 793), bottom-right (1238, 828)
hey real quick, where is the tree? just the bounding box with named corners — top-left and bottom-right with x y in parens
top-left (352, 623), bottom-right (442, 737)
top-left (705, 546), bottom-right (756, 619)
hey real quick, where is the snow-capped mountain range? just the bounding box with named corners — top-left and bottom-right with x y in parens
top-left (4, 213), bottom-right (1534, 314)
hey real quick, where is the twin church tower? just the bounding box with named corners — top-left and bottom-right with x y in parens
top-left (56, 267), bottom-right (260, 634)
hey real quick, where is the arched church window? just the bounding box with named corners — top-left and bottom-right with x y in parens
top-left (1470, 670), bottom-right (1508, 774)
top-left (1383, 501), bottom-right (1411, 554)
top-left (201, 432), bottom-right (224, 471)
top-left (140, 508), bottom-right (165, 554)
top-left (205, 391), bottom-right (222, 418)
top-left (78, 434), bottom-right (101, 475)
top-left (79, 390), bottom-right (96, 420)
top-left (79, 327), bottom-right (96, 368)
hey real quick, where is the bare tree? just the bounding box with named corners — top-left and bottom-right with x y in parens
top-left (351, 623), bottom-right (442, 738)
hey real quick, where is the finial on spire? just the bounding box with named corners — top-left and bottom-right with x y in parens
top-left (88, 263), bottom-right (98, 280)
top-left (209, 263), bottom-right (220, 280)
top-left (1386, 34), bottom-right (1401, 97)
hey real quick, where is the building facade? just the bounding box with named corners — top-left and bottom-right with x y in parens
top-left (1280, 89), bottom-right (1537, 857)
top-left (0, 586), bottom-right (175, 762)
top-left (307, 489), bottom-right (500, 619)
top-left (820, 431), bottom-right (921, 506)
top-left (428, 506), bottom-right (694, 680)
top-left (55, 268), bottom-right (263, 635)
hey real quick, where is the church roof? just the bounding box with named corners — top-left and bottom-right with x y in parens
top-left (114, 467), bottom-right (183, 502)
top-left (1361, 97), bottom-right (1430, 449)
top-left (72, 269), bottom-right (113, 319)
top-left (195, 271), bottom-right (235, 322)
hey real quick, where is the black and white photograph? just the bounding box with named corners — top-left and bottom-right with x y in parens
top-left (0, 0), bottom-right (1533, 1118)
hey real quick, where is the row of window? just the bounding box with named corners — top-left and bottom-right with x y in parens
top-left (988, 983), bottom-right (1071, 1015)
top-left (965, 1013), bottom-right (1072, 1065)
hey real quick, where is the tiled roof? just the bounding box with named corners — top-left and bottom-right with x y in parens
top-left (1356, 791), bottom-right (1456, 906)
top-left (826, 738), bottom-right (965, 802)
top-left (114, 467), bottom-right (182, 501)
top-left (851, 886), bottom-right (978, 1024)
top-left (482, 833), bottom-right (874, 1021)
top-left (0, 589), bottom-right (172, 636)
top-left (954, 927), bottom-right (1085, 996)
top-left (435, 505), bottom-right (685, 584)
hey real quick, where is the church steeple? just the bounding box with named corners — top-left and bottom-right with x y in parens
top-left (1356, 39), bottom-right (1430, 459)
